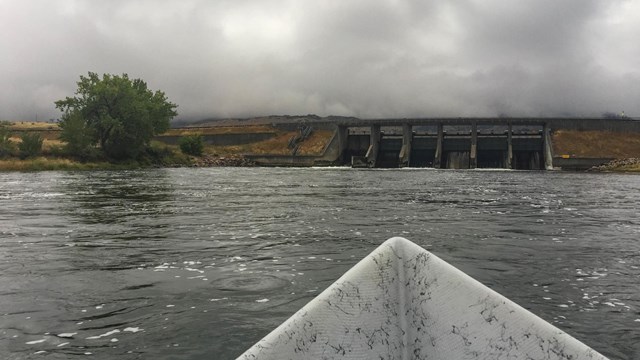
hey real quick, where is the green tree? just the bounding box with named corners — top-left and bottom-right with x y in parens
top-left (55, 72), bottom-right (178, 159)
top-left (18, 133), bottom-right (43, 159)
top-left (58, 110), bottom-right (97, 160)
top-left (179, 134), bottom-right (204, 156)
top-left (0, 122), bottom-right (14, 158)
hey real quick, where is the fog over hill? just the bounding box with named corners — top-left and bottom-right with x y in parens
top-left (2, 1), bottom-right (640, 122)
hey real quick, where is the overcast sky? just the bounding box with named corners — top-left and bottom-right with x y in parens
top-left (1, 0), bottom-right (639, 121)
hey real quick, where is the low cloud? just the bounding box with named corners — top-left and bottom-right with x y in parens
top-left (1, 0), bottom-right (639, 121)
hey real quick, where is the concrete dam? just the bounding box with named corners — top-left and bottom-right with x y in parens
top-left (342, 123), bottom-right (552, 170)
top-left (324, 117), bottom-right (640, 170)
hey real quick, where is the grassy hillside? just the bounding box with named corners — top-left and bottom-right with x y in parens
top-left (162, 125), bottom-right (276, 136)
top-left (553, 130), bottom-right (640, 158)
top-left (200, 128), bottom-right (334, 156)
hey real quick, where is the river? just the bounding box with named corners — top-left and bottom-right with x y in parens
top-left (0, 168), bottom-right (638, 359)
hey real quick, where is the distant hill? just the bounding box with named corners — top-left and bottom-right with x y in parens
top-left (170, 114), bottom-right (359, 128)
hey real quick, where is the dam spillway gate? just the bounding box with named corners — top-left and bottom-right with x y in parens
top-left (341, 122), bottom-right (553, 170)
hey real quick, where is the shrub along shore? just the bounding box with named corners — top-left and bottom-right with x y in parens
top-left (0, 126), bottom-right (254, 171)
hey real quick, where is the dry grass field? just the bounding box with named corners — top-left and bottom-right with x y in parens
top-left (203, 129), bottom-right (334, 156)
top-left (553, 130), bottom-right (640, 158)
top-left (8, 122), bottom-right (60, 131)
top-left (6, 137), bottom-right (64, 150)
top-left (0, 157), bottom-right (112, 171)
top-left (162, 125), bottom-right (276, 136)
top-left (296, 130), bottom-right (334, 155)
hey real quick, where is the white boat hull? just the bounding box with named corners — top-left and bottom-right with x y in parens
top-left (239, 237), bottom-right (607, 359)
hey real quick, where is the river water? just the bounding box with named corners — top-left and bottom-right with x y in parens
top-left (0, 168), bottom-right (638, 359)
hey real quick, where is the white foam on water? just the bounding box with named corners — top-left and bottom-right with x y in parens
top-left (58, 332), bottom-right (77, 338)
top-left (166, 305), bottom-right (175, 308)
top-left (34, 351), bottom-right (47, 354)
top-left (256, 298), bottom-right (269, 303)
top-left (210, 298), bottom-right (228, 302)
top-left (26, 339), bottom-right (47, 345)
top-left (123, 327), bottom-right (143, 333)
top-left (57, 342), bottom-right (69, 347)
top-left (86, 329), bottom-right (120, 340)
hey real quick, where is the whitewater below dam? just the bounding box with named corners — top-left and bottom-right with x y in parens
top-left (0, 168), bottom-right (639, 359)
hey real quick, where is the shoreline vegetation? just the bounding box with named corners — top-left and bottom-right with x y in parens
top-left (0, 120), bottom-right (295, 171)
top-left (0, 121), bottom-right (249, 171)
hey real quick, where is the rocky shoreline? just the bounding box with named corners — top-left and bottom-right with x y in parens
top-left (589, 158), bottom-right (640, 172)
top-left (190, 154), bottom-right (256, 167)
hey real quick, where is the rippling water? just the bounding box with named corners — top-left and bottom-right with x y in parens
top-left (1, 168), bottom-right (639, 359)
